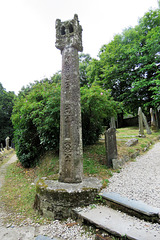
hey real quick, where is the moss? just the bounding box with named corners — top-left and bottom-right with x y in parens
top-left (51, 188), bottom-right (67, 192)
top-left (36, 179), bottom-right (48, 194)
top-left (81, 187), bottom-right (97, 192)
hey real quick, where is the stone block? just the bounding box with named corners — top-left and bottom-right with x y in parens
top-left (125, 138), bottom-right (138, 147)
top-left (112, 158), bottom-right (124, 169)
top-left (34, 177), bottom-right (102, 220)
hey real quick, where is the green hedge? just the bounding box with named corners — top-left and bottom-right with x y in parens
top-left (12, 81), bottom-right (119, 167)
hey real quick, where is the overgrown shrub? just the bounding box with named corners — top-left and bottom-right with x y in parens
top-left (81, 84), bottom-right (119, 145)
top-left (12, 81), bottom-right (61, 167)
top-left (12, 80), bottom-right (120, 167)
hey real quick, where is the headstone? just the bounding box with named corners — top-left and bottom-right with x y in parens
top-left (138, 107), bottom-right (145, 137)
top-left (110, 116), bottom-right (116, 129)
top-left (142, 112), bottom-right (152, 134)
top-left (5, 137), bottom-right (10, 150)
top-left (155, 109), bottom-right (159, 130)
top-left (157, 108), bottom-right (160, 129)
top-left (150, 108), bottom-right (158, 131)
top-left (55, 14), bottom-right (83, 183)
top-left (105, 128), bottom-right (117, 167)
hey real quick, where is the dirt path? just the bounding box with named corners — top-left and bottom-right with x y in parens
top-left (0, 154), bottom-right (52, 240)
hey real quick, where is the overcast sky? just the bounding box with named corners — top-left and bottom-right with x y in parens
top-left (0, 0), bottom-right (159, 94)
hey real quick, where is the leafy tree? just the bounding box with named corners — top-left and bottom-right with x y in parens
top-left (93, 8), bottom-right (160, 114)
top-left (79, 53), bottom-right (92, 87)
top-left (50, 71), bottom-right (61, 84)
top-left (131, 9), bottom-right (160, 108)
top-left (81, 84), bottom-right (121, 145)
top-left (0, 83), bottom-right (15, 144)
top-left (12, 80), bottom-right (61, 167)
top-left (12, 78), bottom-right (120, 167)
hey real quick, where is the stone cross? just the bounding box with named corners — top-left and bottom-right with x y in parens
top-left (138, 107), bottom-right (145, 137)
top-left (55, 14), bottom-right (83, 183)
top-left (110, 116), bottom-right (116, 129)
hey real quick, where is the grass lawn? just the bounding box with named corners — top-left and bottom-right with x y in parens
top-left (0, 127), bottom-right (160, 225)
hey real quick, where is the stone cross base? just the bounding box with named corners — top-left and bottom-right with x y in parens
top-left (34, 177), bottom-right (102, 220)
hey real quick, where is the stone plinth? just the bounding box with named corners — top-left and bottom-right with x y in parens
top-left (34, 177), bottom-right (102, 220)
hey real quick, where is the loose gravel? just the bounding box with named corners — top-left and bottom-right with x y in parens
top-left (102, 141), bottom-right (160, 208)
top-left (0, 154), bottom-right (95, 240)
top-left (1, 142), bottom-right (160, 239)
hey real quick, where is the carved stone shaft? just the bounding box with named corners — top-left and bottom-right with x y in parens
top-left (56, 15), bottom-right (83, 183)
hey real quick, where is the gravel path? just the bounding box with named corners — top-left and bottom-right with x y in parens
top-left (102, 141), bottom-right (160, 208)
top-left (1, 143), bottom-right (160, 239)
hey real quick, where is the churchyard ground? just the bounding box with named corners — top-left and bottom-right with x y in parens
top-left (0, 126), bottom-right (160, 226)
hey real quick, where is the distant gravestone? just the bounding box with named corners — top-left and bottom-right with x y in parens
top-left (1, 143), bottom-right (4, 151)
top-left (105, 128), bottom-right (117, 167)
top-left (150, 108), bottom-right (158, 131)
top-left (5, 137), bottom-right (10, 150)
top-left (155, 110), bottom-right (159, 131)
top-left (138, 107), bottom-right (145, 137)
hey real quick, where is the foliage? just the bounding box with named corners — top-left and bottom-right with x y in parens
top-left (1, 127), bottom-right (160, 225)
top-left (81, 84), bottom-right (120, 145)
top-left (0, 83), bottom-right (15, 144)
top-left (12, 78), bottom-right (120, 167)
top-left (12, 81), bottom-right (61, 167)
top-left (79, 53), bottom-right (92, 87)
top-left (86, 8), bottom-right (160, 114)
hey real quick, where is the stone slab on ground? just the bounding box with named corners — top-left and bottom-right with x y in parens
top-left (0, 226), bottom-right (35, 240)
top-left (74, 205), bottom-right (160, 240)
top-left (35, 235), bottom-right (59, 240)
top-left (101, 192), bottom-right (160, 221)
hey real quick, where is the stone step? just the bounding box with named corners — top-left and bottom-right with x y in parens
top-left (35, 235), bottom-right (60, 240)
top-left (74, 205), bottom-right (160, 240)
top-left (100, 192), bottom-right (160, 223)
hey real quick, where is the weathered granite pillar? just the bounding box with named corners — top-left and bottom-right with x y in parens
top-left (142, 112), bottom-right (152, 134)
top-left (110, 116), bottom-right (116, 129)
top-left (138, 107), bottom-right (145, 137)
top-left (55, 14), bottom-right (83, 183)
top-left (150, 108), bottom-right (158, 131)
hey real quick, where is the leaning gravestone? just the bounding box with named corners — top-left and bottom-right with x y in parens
top-left (34, 14), bottom-right (102, 220)
top-left (138, 107), bottom-right (145, 137)
top-left (142, 112), bottom-right (152, 134)
top-left (105, 128), bottom-right (117, 167)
